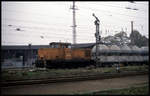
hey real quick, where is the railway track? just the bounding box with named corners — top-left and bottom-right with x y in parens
top-left (2, 71), bottom-right (148, 87)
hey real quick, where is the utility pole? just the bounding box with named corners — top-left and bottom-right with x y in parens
top-left (70, 1), bottom-right (78, 44)
top-left (121, 27), bottom-right (124, 32)
top-left (131, 21), bottom-right (134, 45)
top-left (28, 44), bottom-right (32, 68)
top-left (22, 53), bottom-right (25, 69)
top-left (93, 13), bottom-right (101, 67)
top-left (125, 27), bottom-right (127, 32)
top-left (131, 21), bottom-right (134, 33)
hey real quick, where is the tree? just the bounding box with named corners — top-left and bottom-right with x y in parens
top-left (115, 31), bottom-right (127, 38)
top-left (130, 30), bottom-right (148, 47)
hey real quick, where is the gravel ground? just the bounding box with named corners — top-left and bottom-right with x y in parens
top-left (2, 74), bottom-right (148, 95)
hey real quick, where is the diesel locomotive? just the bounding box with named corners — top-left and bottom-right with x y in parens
top-left (35, 42), bottom-right (94, 68)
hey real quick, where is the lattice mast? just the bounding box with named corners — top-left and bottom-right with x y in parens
top-left (70, 1), bottom-right (78, 44)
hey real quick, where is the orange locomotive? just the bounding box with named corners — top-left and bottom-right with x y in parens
top-left (35, 42), bottom-right (94, 68)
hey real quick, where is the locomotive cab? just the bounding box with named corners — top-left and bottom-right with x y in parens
top-left (49, 42), bottom-right (72, 60)
top-left (50, 42), bottom-right (71, 49)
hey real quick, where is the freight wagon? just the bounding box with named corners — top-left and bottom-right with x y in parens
top-left (91, 44), bottom-right (149, 67)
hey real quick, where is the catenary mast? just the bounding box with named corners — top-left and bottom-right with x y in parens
top-left (70, 1), bottom-right (78, 44)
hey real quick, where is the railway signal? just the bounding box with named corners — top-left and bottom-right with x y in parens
top-left (93, 13), bottom-right (101, 67)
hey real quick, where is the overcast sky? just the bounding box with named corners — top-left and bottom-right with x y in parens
top-left (2, 1), bottom-right (149, 45)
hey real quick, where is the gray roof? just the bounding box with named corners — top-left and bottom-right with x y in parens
top-left (2, 45), bottom-right (50, 50)
top-left (109, 45), bottom-right (120, 51)
top-left (130, 45), bottom-right (140, 50)
top-left (2, 43), bottom-right (96, 50)
top-left (141, 46), bottom-right (149, 51)
top-left (91, 44), bottom-right (110, 53)
top-left (120, 45), bottom-right (131, 51)
top-left (91, 44), bottom-right (149, 54)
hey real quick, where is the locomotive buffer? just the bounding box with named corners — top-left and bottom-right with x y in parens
top-left (93, 13), bottom-right (101, 67)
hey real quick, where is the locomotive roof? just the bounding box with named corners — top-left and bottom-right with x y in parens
top-left (50, 42), bottom-right (71, 45)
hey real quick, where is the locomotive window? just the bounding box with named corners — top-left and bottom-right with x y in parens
top-left (68, 45), bottom-right (71, 48)
top-left (51, 44), bottom-right (59, 48)
top-left (85, 50), bottom-right (90, 57)
top-left (55, 45), bottom-right (59, 48)
top-left (51, 45), bottom-right (54, 48)
top-left (65, 45), bottom-right (67, 48)
top-left (63, 45), bottom-right (66, 48)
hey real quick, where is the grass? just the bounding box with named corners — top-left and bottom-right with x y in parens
top-left (1, 65), bottom-right (148, 81)
top-left (93, 85), bottom-right (149, 95)
top-left (120, 65), bottom-right (149, 72)
top-left (74, 83), bottom-right (149, 95)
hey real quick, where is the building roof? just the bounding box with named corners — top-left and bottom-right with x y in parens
top-left (2, 43), bottom-right (96, 50)
top-left (2, 45), bottom-right (50, 50)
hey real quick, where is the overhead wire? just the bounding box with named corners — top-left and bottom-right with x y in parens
top-left (2, 24), bottom-right (96, 37)
top-left (132, 2), bottom-right (149, 6)
top-left (84, 2), bottom-right (148, 12)
top-left (2, 21), bottom-right (145, 43)
top-left (1, 16), bottom-right (145, 36)
top-left (3, 2), bottom-right (148, 23)
top-left (2, 29), bottom-right (94, 41)
top-left (3, 14), bottom-right (144, 32)
top-left (2, 17), bottom-right (70, 27)
top-left (2, 1), bottom-right (148, 44)
top-left (3, 6), bottom-right (146, 30)
top-left (78, 5), bottom-right (147, 19)
top-left (3, 5), bottom-right (146, 26)
top-left (3, 9), bottom-right (70, 20)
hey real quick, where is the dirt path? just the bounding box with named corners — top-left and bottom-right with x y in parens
top-left (2, 75), bottom-right (148, 95)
